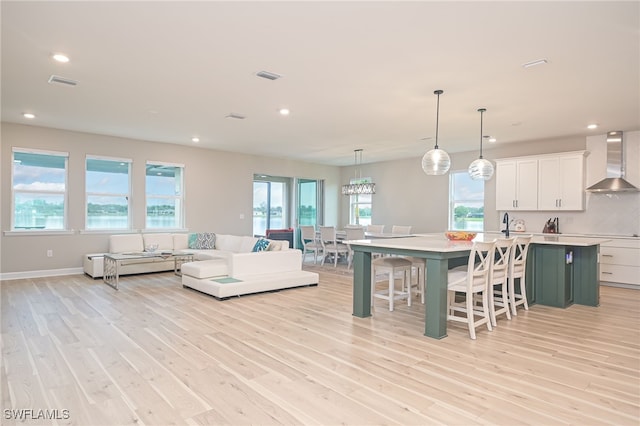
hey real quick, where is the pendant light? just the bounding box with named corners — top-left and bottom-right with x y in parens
top-left (342, 149), bottom-right (376, 195)
top-left (422, 90), bottom-right (451, 175)
top-left (468, 108), bottom-right (494, 180)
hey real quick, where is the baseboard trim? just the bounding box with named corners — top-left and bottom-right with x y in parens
top-left (0, 267), bottom-right (84, 281)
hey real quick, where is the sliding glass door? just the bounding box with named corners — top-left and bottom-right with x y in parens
top-left (296, 178), bottom-right (323, 248)
top-left (253, 177), bottom-right (287, 237)
top-left (253, 175), bottom-right (323, 246)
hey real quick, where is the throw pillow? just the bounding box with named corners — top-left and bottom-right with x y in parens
top-left (252, 238), bottom-right (270, 252)
top-left (190, 232), bottom-right (216, 249)
top-left (188, 233), bottom-right (198, 249)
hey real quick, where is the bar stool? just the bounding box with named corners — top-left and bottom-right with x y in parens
top-left (508, 235), bottom-right (533, 316)
top-left (447, 240), bottom-right (495, 340)
top-left (487, 238), bottom-right (514, 326)
top-left (371, 257), bottom-right (412, 311)
top-left (390, 225), bottom-right (425, 304)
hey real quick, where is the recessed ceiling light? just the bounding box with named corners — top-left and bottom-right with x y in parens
top-left (489, 137), bottom-right (497, 143)
top-left (279, 108), bottom-right (290, 116)
top-left (587, 124), bottom-right (598, 130)
top-left (192, 137), bottom-right (200, 143)
top-left (52, 53), bottom-right (69, 63)
top-left (23, 112), bottom-right (35, 119)
top-left (522, 58), bottom-right (548, 68)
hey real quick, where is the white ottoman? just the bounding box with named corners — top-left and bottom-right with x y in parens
top-left (181, 259), bottom-right (229, 279)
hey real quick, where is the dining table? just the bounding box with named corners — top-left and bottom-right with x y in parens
top-left (349, 234), bottom-right (474, 339)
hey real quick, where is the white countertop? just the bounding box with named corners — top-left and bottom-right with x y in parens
top-left (349, 233), bottom-right (607, 251)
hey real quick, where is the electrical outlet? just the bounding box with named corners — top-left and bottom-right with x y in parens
top-left (47, 249), bottom-right (53, 257)
top-left (239, 213), bottom-right (245, 219)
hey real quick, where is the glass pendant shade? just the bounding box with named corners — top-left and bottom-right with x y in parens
top-left (422, 89), bottom-right (450, 176)
top-left (468, 157), bottom-right (494, 180)
top-left (422, 148), bottom-right (451, 175)
top-left (468, 107), bottom-right (494, 180)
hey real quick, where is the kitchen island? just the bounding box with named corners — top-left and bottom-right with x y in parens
top-left (349, 233), bottom-right (605, 339)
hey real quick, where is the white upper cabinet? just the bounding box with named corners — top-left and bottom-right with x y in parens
top-left (538, 153), bottom-right (586, 210)
top-left (496, 151), bottom-right (586, 211)
top-left (495, 158), bottom-right (538, 210)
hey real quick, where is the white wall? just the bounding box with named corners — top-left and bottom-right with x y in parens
top-left (340, 132), bottom-right (628, 235)
top-left (1, 123), bottom-right (340, 275)
top-left (3, 122), bottom-right (638, 277)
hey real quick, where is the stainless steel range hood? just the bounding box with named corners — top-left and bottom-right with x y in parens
top-left (586, 131), bottom-right (639, 192)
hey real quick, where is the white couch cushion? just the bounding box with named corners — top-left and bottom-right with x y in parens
top-left (173, 233), bottom-right (189, 250)
top-left (143, 233), bottom-right (174, 251)
top-left (182, 259), bottom-right (229, 279)
top-left (266, 239), bottom-right (289, 251)
top-left (230, 250), bottom-right (302, 277)
top-left (215, 235), bottom-right (255, 253)
top-left (240, 236), bottom-right (259, 253)
top-left (110, 234), bottom-right (144, 253)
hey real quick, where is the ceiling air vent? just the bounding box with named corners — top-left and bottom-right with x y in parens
top-left (255, 70), bottom-right (281, 81)
top-left (48, 75), bottom-right (78, 86)
top-left (225, 113), bottom-right (246, 120)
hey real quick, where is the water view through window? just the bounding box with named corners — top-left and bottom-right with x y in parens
top-left (450, 171), bottom-right (485, 231)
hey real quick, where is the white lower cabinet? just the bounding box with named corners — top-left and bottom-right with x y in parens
top-left (600, 239), bottom-right (640, 287)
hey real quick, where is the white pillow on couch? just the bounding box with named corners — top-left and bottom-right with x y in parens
top-left (143, 233), bottom-right (174, 251)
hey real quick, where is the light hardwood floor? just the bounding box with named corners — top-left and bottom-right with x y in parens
top-left (1, 270), bottom-right (639, 425)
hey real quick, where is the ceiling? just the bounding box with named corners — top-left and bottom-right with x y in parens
top-left (2, 1), bottom-right (639, 166)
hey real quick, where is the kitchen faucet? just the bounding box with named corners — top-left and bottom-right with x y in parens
top-left (502, 212), bottom-right (510, 237)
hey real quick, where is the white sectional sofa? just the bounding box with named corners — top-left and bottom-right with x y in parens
top-left (180, 233), bottom-right (319, 299)
top-left (181, 249), bottom-right (319, 300)
top-left (83, 232), bottom-right (291, 278)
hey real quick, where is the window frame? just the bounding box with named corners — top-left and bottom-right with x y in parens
top-left (449, 170), bottom-right (486, 231)
top-left (253, 175), bottom-right (290, 237)
top-left (85, 155), bottom-right (132, 231)
top-left (348, 177), bottom-right (373, 226)
top-left (11, 147), bottom-right (69, 232)
top-left (145, 161), bottom-right (185, 231)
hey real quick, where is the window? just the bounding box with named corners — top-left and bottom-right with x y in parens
top-left (12, 148), bottom-right (68, 230)
top-left (449, 171), bottom-right (485, 231)
top-left (253, 176), bottom-right (288, 236)
top-left (86, 156), bottom-right (131, 230)
top-left (146, 162), bottom-right (184, 229)
top-left (349, 177), bottom-right (373, 226)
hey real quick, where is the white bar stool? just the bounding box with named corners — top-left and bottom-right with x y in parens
top-left (371, 257), bottom-right (412, 311)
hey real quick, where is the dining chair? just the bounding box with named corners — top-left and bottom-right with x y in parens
top-left (300, 225), bottom-right (323, 264)
top-left (344, 227), bottom-right (366, 269)
top-left (391, 225), bottom-right (412, 234)
top-left (365, 224), bottom-right (385, 233)
top-left (319, 226), bottom-right (349, 267)
top-left (508, 235), bottom-right (533, 316)
top-left (486, 237), bottom-right (514, 326)
top-left (447, 240), bottom-right (495, 340)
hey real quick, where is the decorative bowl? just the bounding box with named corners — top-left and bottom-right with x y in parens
top-left (145, 244), bottom-right (159, 252)
top-left (445, 231), bottom-right (477, 241)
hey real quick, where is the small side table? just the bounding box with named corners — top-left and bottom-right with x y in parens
top-left (173, 252), bottom-right (194, 276)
